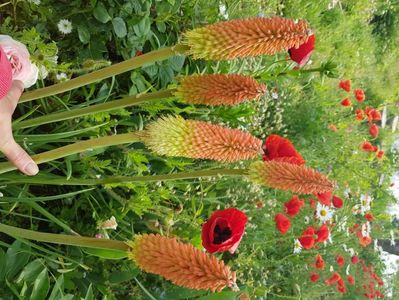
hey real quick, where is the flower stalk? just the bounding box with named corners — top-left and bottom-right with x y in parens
top-left (19, 45), bottom-right (189, 102)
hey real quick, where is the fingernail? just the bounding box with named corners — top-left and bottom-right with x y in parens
top-left (24, 163), bottom-right (39, 176)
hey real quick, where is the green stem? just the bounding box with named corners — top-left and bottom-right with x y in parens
top-left (0, 132), bottom-right (140, 174)
top-left (14, 89), bottom-right (175, 129)
top-left (20, 45), bottom-right (189, 102)
top-left (0, 168), bottom-right (246, 186)
top-left (0, 223), bottom-right (129, 251)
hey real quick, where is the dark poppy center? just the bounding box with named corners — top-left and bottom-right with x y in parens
top-left (213, 224), bottom-right (232, 244)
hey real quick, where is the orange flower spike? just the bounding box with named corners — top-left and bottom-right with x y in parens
top-left (175, 74), bottom-right (266, 106)
top-left (248, 160), bottom-right (336, 194)
top-left (140, 115), bottom-right (262, 162)
top-left (127, 234), bottom-right (237, 292)
top-left (184, 16), bottom-right (311, 60)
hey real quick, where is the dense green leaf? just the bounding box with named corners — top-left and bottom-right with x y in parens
top-left (93, 2), bottom-right (111, 23)
top-left (5, 240), bottom-right (31, 280)
top-left (112, 17), bottom-right (127, 38)
top-left (30, 268), bottom-right (50, 300)
top-left (78, 25), bottom-right (91, 44)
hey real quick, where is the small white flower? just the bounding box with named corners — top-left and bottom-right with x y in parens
top-left (360, 194), bottom-right (372, 215)
top-left (316, 203), bottom-right (334, 222)
top-left (56, 72), bottom-right (68, 82)
top-left (329, 265), bottom-right (334, 272)
top-left (348, 248), bottom-right (355, 256)
top-left (38, 65), bottom-right (48, 80)
top-left (352, 204), bottom-right (361, 215)
top-left (57, 19), bottom-right (73, 34)
top-left (304, 216), bottom-right (310, 224)
top-left (361, 222), bottom-right (371, 237)
top-left (98, 216), bottom-right (118, 230)
top-left (293, 239), bottom-right (302, 254)
top-left (346, 264), bottom-right (351, 275)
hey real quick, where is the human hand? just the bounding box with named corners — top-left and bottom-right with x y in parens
top-left (0, 80), bottom-right (39, 176)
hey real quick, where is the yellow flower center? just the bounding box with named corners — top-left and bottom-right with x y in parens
top-left (320, 210), bottom-right (327, 217)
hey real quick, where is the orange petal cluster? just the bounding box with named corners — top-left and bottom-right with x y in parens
top-left (127, 234), bottom-right (237, 292)
top-left (248, 160), bottom-right (336, 194)
top-left (184, 16), bottom-right (310, 60)
top-left (175, 74), bottom-right (266, 106)
top-left (140, 115), bottom-right (262, 162)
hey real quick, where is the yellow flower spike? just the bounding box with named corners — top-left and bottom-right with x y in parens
top-left (127, 234), bottom-right (238, 292)
top-left (184, 16), bottom-right (311, 60)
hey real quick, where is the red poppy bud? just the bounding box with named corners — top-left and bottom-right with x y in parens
top-left (284, 195), bottom-right (305, 217)
top-left (325, 272), bottom-right (341, 285)
top-left (135, 50), bottom-right (143, 56)
top-left (347, 275), bottom-right (355, 285)
top-left (288, 34), bottom-right (315, 67)
top-left (376, 150), bottom-right (384, 159)
top-left (355, 109), bottom-right (365, 121)
top-left (201, 208), bottom-right (248, 254)
top-left (365, 212), bottom-right (374, 222)
top-left (369, 124), bottom-right (379, 138)
top-left (339, 80), bottom-right (351, 92)
top-left (341, 98), bottom-right (352, 107)
top-left (354, 88), bottom-right (365, 102)
top-left (351, 255), bottom-right (359, 264)
top-left (310, 272), bottom-right (319, 283)
top-left (315, 254), bottom-right (325, 269)
top-left (332, 195), bottom-right (343, 208)
top-left (262, 134), bottom-right (305, 165)
top-left (336, 255), bottom-right (345, 267)
top-left (275, 213), bottom-right (291, 234)
top-left (299, 227), bottom-right (316, 249)
top-left (315, 224), bottom-right (329, 243)
top-left (361, 141), bottom-right (377, 152)
top-left (315, 191), bottom-right (332, 206)
top-left (309, 198), bottom-right (317, 209)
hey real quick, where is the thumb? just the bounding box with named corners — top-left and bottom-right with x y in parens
top-left (1, 139), bottom-right (39, 176)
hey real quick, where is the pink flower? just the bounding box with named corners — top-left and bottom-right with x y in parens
top-left (0, 35), bottom-right (38, 88)
top-left (288, 34), bottom-right (315, 67)
top-left (0, 47), bottom-right (12, 99)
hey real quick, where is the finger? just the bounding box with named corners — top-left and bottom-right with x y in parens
top-left (1, 139), bottom-right (39, 176)
top-left (6, 80), bottom-right (24, 104)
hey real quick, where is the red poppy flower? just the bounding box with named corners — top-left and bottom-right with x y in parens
top-left (288, 34), bottom-right (315, 67)
top-left (337, 279), bottom-right (347, 294)
top-left (341, 98), bottom-right (352, 107)
top-left (275, 213), bottom-right (291, 234)
top-left (339, 80), bottom-right (351, 92)
top-left (310, 272), bottom-right (319, 283)
top-left (315, 224), bottom-right (329, 243)
top-left (347, 275), bottom-right (355, 285)
top-left (0, 47), bottom-right (13, 99)
top-left (365, 107), bottom-right (381, 122)
top-left (361, 141), bottom-right (377, 152)
top-left (284, 195), bottom-right (305, 217)
top-left (351, 255), bottom-right (359, 264)
top-left (262, 134), bottom-right (305, 165)
top-left (355, 109), bottom-right (365, 121)
top-left (201, 208), bottom-right (248, 254)
top-left (354, 88), bottom-right (365, 102)
top-left (315, 254), bottom-right (325, 269)
top-left (325, 272), bottom-right (341, 285)
top-left (336, 255), bottom-right (345, 267)
top-left (365, 212), bottom-right (374, 222)
top-left (299, 227), bottom-right (316, 249)
top-left (331, 195), bottom-right (343, 209)
top-left (376, 150), bottom-right (384, 159)
top-left (359, 235), bottom-right (372, 247)
top-left (369, 124), bottom-right (379, 138)
top-left (315, 191), bottom-right (332, 206)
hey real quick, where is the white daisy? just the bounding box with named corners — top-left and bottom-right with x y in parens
top-left (56, 72), bottom-right (68, 82)
top-left (316, 203), bottom-right (334, 222)
top-left (293, 239), bottom-right (302, 254)
top-left (57, 19), bottom-right (73, 34)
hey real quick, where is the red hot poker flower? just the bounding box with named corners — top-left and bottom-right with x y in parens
top-left (288, 34), bottom-right (315, 67)
top-left (315, 224), bottom-right (329, 243)
top-left (365, 212), bottom-right (374, 222)
top-left (275, 213), bottom-right (291, 234)
top-left (202, 208), bottom-right (248, 254)
top-left (315, 191), bottom-right (332, 206)
top-left (332, 195), bottom-right (343, 209)
top-left (310, 272), bottom-right (319, 283)
top-left (336, 255), bottom-right (345, 267)
top-left (299, 227), bottom-right (316, 249)
top-left (315, 254), bottom-right (325, 270)
top-left (361, 141), bottom-right (377, 152)
top-left (354, 88), bottom-right (365, 102)
top-left (339, 80), bottom-right (351, 92)
top-left (341, 98), bottom-right (352, 107)
top-left (369, 124), bottom-right (379, 138)
top-left (325, 272), bottom-right (341, 285)
top-left (347, 275), bottom-right (355, 285)
top-left (284, 195), bottom-right (305, 217)
top-left (262, 134), bottom-right (305, 165)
